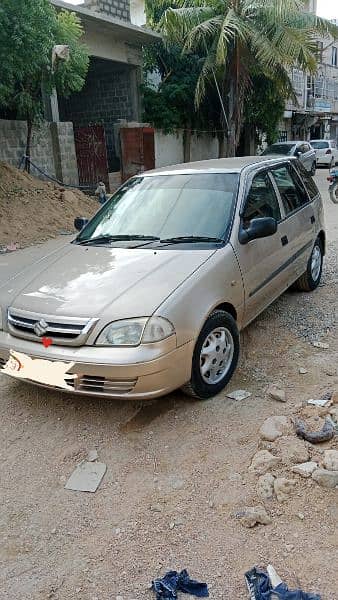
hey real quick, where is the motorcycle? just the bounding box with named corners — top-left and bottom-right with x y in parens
top-left (328, 168), bottom-right (338, 204)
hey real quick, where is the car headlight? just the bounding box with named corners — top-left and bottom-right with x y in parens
top-left (95, 317), bottom-right (175, 346)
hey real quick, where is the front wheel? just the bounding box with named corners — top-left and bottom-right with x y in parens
top-left (329, 182), bottom-right (338, 204)
top-left (294, 239), bottom-right (323, 292)
top-left (181, 310), bottom-right (239, 399)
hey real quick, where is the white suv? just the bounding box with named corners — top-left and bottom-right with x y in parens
top-left (310, 139), bottom-right (338, 168)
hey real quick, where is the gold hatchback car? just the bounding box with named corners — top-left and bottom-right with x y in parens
top-left (0, 157), bottom-right (325, 400)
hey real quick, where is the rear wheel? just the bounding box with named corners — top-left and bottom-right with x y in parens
top-left (330, 182), bottom-right (338, 204)
top-left (294, 239), bottom-right (323, 292)
top-left (182, 310), bottom-right (239, 399)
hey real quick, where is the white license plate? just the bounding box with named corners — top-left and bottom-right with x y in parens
top-left (2, 350), bottom-right (77, 390)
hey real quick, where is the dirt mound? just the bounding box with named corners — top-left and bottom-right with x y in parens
top-left (0, 162), bottom-right (97, 247)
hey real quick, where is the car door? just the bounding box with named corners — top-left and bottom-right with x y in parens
top-left (269, 161), bottom-right (315, 282)
top-left (232, 168), bottom-right (290, 326)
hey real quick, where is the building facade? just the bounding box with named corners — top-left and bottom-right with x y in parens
top-left (279, 0), bottom-right (338, 143)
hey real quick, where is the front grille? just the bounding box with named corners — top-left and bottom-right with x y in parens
top-left (70, 375), bottom-right (137, 395)
top-left (7, 308), bottom-right (98, 347)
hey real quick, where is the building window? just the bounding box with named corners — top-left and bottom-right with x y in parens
top-left (332, 46), bottom-right (338, 67)
top-left (278, 131), bottom-right (287, 142)
top-left (326, 79), bottom-right (335, 98)
top-left (292, 69), bottom-right (304, 96)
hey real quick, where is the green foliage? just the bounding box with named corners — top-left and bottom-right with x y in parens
top-left (0, 0), bottom-right (89, 124)
top-left (244, 75), bottom-right (286, 145)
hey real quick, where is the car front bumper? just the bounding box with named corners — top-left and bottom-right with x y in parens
top-left (0, 331), bottom-right (194, 399)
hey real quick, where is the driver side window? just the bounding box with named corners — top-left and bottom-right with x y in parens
top-left (242, 171), bottom-right (281, 229)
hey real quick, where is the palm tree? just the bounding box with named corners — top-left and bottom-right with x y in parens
top-left (160, 0), bottom-right (338, 156)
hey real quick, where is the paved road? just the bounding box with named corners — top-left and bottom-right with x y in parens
top-left (0, 168), bottom-right (337, 600)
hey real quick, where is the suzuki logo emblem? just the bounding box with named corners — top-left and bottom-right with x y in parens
top-left (34, 318), bottom-right (49, 337)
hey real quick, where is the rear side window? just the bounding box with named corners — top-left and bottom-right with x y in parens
top-left (311, 141), bottom-right (329, 149)
top-left (270, 164), bottom-right (309, 215)
top-left (242, 171), bottom-right (281, 227)
top-left (293, 162), bottom-right (319, 201)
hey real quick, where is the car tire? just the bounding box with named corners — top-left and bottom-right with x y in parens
top-left (181, 310), bottom-right (239, 400)
top-left (294, 239), bottom-right (323, 292)
top-left (310, 162), bottom-right (316, 176)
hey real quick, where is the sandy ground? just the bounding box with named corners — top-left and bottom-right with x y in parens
top-left (0, 169), bottom-right (337, 600)
top-left (0, 162), bottom-right (97, 248)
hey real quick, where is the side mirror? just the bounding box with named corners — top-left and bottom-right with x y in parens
top-left (74, 217), bottom-right (89, 232)
top-left (239, 217), bottom-right (277, 245)
top-left (295, 151), bottom-right (302, 158)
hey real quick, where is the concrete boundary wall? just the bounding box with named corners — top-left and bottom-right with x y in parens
top-left (154, 130), bottom-right (219, 168)
top-left (0, 119), bottom-right (79, 186)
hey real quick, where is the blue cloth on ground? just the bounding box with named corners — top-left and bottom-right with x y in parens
top-left (152, 569), bottom-right (209, 599)
top-left (245, 567), bottom-right (321, 600)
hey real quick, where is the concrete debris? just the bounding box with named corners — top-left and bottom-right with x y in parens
top-left (274, 477), bottom-right (296, 502)
top-left (259, 416), bottom-right (289, 442)
top-left (299, 368), bottom-right (308, 375)
top-left (276, 436), bottom-right (310, 465)
top-left (249, 450), bottom-right (280, 475)
top-left (257, 473), bottom-right (275, 500)
top-left (308, 392), bottom-right (332, 407)
top-left (312, 468), bottom-right (338, 489)
top-left (323, 450), bottom-right (338, 472)
top-left (87, 450), bottom-right (98, 462)
top-left (237, 506), bottom-right (272, 528)
top-left (226, 389), bottom-right (251, 401)
top-left (297, 512), bottom-right (305, 520)
top-left (267, 386), bottom-right (287, 403)
top-left (313, 341), bottom-right (329, 349)
top-left (291, 462), bottom-right (318, 478)
top-left (295, 418), bottom-right (335, 444)
top-left (65, 461), bottom-right (107, 493)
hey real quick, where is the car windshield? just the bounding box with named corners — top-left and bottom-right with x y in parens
top-left (261, 144), bottom-right (295, 156)
top-left (76, 173), bottom-right (239, 245)
top-left (310, 141), bottom-right (329, 149)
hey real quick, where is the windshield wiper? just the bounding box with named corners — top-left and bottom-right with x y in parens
top-left (159, 236), bottom-right (224, 245)
top-left (76, 235), bottom-right (160, 246)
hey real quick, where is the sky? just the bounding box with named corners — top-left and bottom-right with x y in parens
top-left (317, 0), bottom-right (338, 19)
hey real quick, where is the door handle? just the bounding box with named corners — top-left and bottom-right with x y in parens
top-left (281, 235), bottom-right (288, 246)
top-left (310, 215), bottom-right (315, 224)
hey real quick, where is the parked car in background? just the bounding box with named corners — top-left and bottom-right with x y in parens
top-left (261, 141), bottom-right (316, 175)
top-left (310, 139), bottom-right (338, 168)
top-left (0, 156), bottom-right (325, 401)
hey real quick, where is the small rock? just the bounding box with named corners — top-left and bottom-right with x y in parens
top-left (331, 391), bottom-right (338, 405)
top-left (267, 386), bottom-right (287, 403)
top-left (274, 478), bottom-right (296, 502)
top-left (323, 450), bottom-right (338, 472)
top-left (237, 506), bottom-right (271, 528)
top-left (277, 437), bottom-right (310, 465)
top-left (297, 512), bottom-right (305, 520)
top-left (169, 522), bottom-right (175, 530)
top-left (226, 389), bottom-right (251, 401)
top-left (312, 468), bottom-right (338, 489)
top-left (259, 416), bottom-right (288, 442)
top-left (249, 450), bottom-right (280, 475)
top-left (150, 504), bottom-right (162, 513)
top-left (299, 368), bottom-right (308, 375)
top-left (116, 596), bottom-right (123, 600)
top-left (292, 462), bottom-right (318, 478)
top-left (51, 528), bottom-right (57, 534)
top-left (313, 341), bottom-right (329, 349)
top-left (167, 475), bottom-right (185, 490)
top-left (87, 450), bottom-right (98, 462)
top-left (257, 473), bottom-right (275, 500)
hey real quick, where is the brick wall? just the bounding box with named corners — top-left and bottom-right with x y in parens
top-left (59, 58), bottom-right (134, 171)
top-left (0, 119), bottom-right (79, 186)
top-left (84, 0), bottom-right (130, 22)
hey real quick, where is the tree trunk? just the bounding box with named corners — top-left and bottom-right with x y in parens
top-left (183, 126), bottom-right (191, 163)
top-left (25, 118), bottom-right (33, 173)
top-left (217, 131), bottom-right (225, 158)
top-left (225, 67), bottom-right (237, 157)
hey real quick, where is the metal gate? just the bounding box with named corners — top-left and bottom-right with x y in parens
top-left (74, 125), bottom-right (109, 188)
top-left (120, 127), bottom-right (155, 182)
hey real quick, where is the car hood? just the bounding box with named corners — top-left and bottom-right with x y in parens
top-left (1, 243), bottom-right (215, 320)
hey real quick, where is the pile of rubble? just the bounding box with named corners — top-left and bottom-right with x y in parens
top-left (237, 389), bottom-right (338, 528)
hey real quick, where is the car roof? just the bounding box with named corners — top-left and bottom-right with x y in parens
top-left (143, 155), bottom-right (297, 176)
top-left (310, 138), bottom-right (332, 142)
